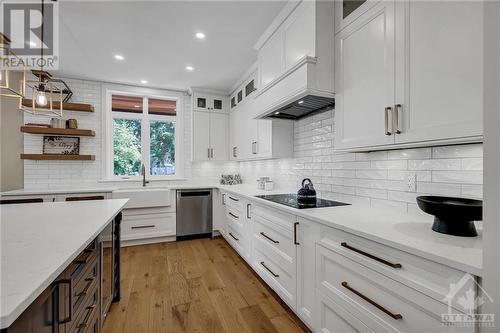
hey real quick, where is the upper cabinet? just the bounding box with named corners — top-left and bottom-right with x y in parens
top-left (334, 0), bottom-right (484, 151)
top-left (193, 92), bottom-right (227, 113)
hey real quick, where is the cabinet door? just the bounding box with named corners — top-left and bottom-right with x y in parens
top-left (256, 119), bottom-right (272, 157)
top-left (296, 218), bottom-right (320, 329)
top-left (258, 31), bottom-right (284, 88)
top-left (210, 95), bottom-right (226, 113)
top-left (210, 112), bottom-right (229, 161)
top-left (283, 0), bottom-right (315, 69)
top-left (192, 111), bottom-right (210, 161)
top-left (335, 1), bottom-right (396, 150)
top-left (229, 108), bottom-right (240, 160)
top-left (394, 0), bottom-right (483, 143)
top-left (193, 93), bottom-right (210, 112)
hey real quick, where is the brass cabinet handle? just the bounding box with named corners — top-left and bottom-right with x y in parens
top-left (229, 232), bottom-right (239, 241)
top-left (208, 148), bottom-right (210, 159)
top-left (211, 148), bottom-right (214, 158)
top-left (260, 232), bottom-right (279, 244)
top-left (294, 222), bottom-right (300, 245)
top-left (247, 203), bottom-right (251, 219)
top-left (77, 303), bottom-right (97, 328)
top-left (341, 281), bottom-right (403, 320)
top-left (260, 261), bottom-right (279, 277)
top-left (228, 212), bottom-right (239, 219)
top-left (384, 107), bottom-right (392, 136)
top-left (340, 242), bottom-right (402, 269)
top-left (131, 225), bottom-right (156, 229)
top-left (394, 104), bottom-right (402, 134)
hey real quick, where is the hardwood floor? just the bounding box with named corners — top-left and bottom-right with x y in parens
top-left (103, 237), bottom-right (308, 333)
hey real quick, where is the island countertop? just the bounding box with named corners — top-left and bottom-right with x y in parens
top-left (0, 199), bottom-right (128, 329)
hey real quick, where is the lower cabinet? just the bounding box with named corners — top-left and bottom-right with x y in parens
top-left (219, 193), bottom-right (479, 333)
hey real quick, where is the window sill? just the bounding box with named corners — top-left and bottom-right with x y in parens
top-left (99, 177), bottom-right (188, 183)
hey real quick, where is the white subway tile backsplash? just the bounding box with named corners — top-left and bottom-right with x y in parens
top-left (408, 159), bottom-right (461, 171)
top-left (387, 148), bottom-right (432, 160)
top-left (432, 171), bottom-right (483, 184)
top-left (432, 144), bottom-right (483, 158)
top-left (371, 160), bottom-right (408, 170)
top-left (418, 182), bottom-right (462, 196)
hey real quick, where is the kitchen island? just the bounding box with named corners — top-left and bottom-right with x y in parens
top-left (0, 199), bottom-right (128, 331)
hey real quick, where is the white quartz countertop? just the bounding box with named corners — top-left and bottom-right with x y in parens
top-left (218, 184), bottom-right (483, 277)
top-left (0, 199), bottom-right (128, 329)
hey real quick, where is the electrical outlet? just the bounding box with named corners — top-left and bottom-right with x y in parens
top-left (407, 173), bottom-right (417, 192)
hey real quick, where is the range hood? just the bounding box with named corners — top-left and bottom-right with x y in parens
top-left (266, 94), bottom-right (335, 120)
top-left (253, 56), bottom-right (335, 120)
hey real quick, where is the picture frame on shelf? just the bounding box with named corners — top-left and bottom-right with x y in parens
top-left (42, 136), bottom-right (80, 155)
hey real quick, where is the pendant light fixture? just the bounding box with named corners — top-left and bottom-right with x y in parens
top-left (0, 33), bottom-right (26, 99)
top-left (20, 0), bottom-right (65, 117)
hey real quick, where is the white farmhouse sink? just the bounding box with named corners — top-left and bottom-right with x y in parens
top-left (112, 187), bottom-right (171, 209)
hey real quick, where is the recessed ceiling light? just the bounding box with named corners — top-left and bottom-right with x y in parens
top-left (186, 66), bottom-right (194, 71)
top-left (114, 54), bottom-right (124, 60)
top-left (274, 111), bottom-right (280, 115)
top-left (140, 80), bottom-right (148, 84)
top-left (298, 100), bottom-right (304, 104)
top-left (195, 32), bottom-right (206, 39)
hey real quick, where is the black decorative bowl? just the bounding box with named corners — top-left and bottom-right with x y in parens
top-left (416, 196), bottom-right (482, 237)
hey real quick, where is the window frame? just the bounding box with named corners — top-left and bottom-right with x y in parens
top-left (102, 84), bottom-right (184, 181)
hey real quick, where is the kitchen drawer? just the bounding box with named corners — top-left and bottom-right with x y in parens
top-left (317, 291), bottom-right (374, 333)
top-left (253, 214), bottom-right (295, 261)
top-left (226, 223), bottom-right (246, 258)
top-left (252, 244), bottom-right (296, 308)
top-left (66, 240), bottom-right (98, 284)
top-left (252, 204), bottom-right (296, 231)
top-left (225, 193), bottom-right (243, 212)
top-left (316, 244), bottom-right (475, 333)
top-left (226, 206), bottom-right (244, 233)
top-left (71, 255), bottom-right (99, 318)
top-left (121, 212), bottom-right (176, 240)
top-left (68, 278), bottom-right (100, 333)
top-left (318, 226), bottom-right (474, 311)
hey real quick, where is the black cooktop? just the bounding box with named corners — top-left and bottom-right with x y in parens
top-left (255, 194), bottom-right (350, 209)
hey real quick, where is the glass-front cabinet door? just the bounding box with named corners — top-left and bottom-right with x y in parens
top-left (193, 93), bottom-right (210, 111)
top-left (210, 96), bottom-right (225, 112)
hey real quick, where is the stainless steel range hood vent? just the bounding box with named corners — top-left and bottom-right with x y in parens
top-left (266, 95), bottom-right (335, 120)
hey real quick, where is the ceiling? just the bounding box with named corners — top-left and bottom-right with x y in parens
top-left (55, 1), bottom-right (287, 93)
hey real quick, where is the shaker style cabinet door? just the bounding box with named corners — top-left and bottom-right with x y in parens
top-left (192, 111), bottom-right (210, 161)
top-left (335, 1), bottom-right (396, 150)
top-left (394, 0), bottom-right (484, 144)
top-left (209, 112), bottom-right (229, 161)
top-left (193, 93), bottom-right (210, 112)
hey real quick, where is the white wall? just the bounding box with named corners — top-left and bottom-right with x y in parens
top-left (240, 110), bottom-right (483, 213)
top-left (22, 78), bottom-right (238, 189)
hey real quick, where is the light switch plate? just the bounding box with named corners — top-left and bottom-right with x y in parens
top-left (407, 173), bottom-right (417, 192)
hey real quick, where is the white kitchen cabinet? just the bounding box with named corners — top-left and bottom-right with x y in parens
top-left (229, 107), bottom-right (244, 160)
top-left (193, 92), bottom-right (226, 113)
top-left (258, 31), bottom-right (284, 88)
top-left (335, 0), bottom-right (484, 151)
top-left (334, 0), bottom-right (379, 34)
top-left (296, 218), bottom-right (320, 330)
top-left (213, 189), bottom-right (227, 237)
top-left (192, 110), bottom-right (228, 161)
top-left (394, 0), bottom-right (483, 144)
top-left (334, 1), bottom-right (396, 150)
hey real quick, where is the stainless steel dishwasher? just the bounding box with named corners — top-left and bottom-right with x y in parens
top-left (176, 189), bottom-right (213, 240)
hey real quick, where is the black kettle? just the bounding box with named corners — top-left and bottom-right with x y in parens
top-left (297, 178), bottom-right (317, 208)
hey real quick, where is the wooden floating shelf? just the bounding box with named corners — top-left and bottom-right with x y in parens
top-left (21, 126), bottom-right (95, 137)
top-left (21, 99), bottom-right (94, 113)
top-left (20, 154), bottom-right (95, 161)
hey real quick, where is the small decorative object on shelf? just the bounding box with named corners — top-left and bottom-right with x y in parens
top-left (43, 136), bottom-right (80, 155)
top-left (220, 174), bottom-right (243, 185)
top-left (67, 118), bottom-right (78, 129)
top-left (50, 117), bottom-right (66, 128)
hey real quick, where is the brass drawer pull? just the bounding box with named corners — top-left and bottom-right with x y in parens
top-left (260, 261), bottom-right (279, 278)
top-left (341, 281), bottom-right (403, 320)
top-left (228, 212), bottom-right (239, 219)
top-left (77, 303), bottom-right (97, 328)
top-left (394, 104), bottom-right (402, 134)
top-left (229, 232), bottom-right (239, 241)
top-left (131, 224), bottom-right (156, 229)
top-left (260, 232), bottom-right (279, 244)
top-left (340, 242), bottom-right (402, 269)
top-left (75, 276), bottom-right (95, 297)
top-left (384, 107), bottom-right (392, 136)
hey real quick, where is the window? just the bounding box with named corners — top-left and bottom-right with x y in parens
top-left (106, 89), bottom-right (181, 179)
